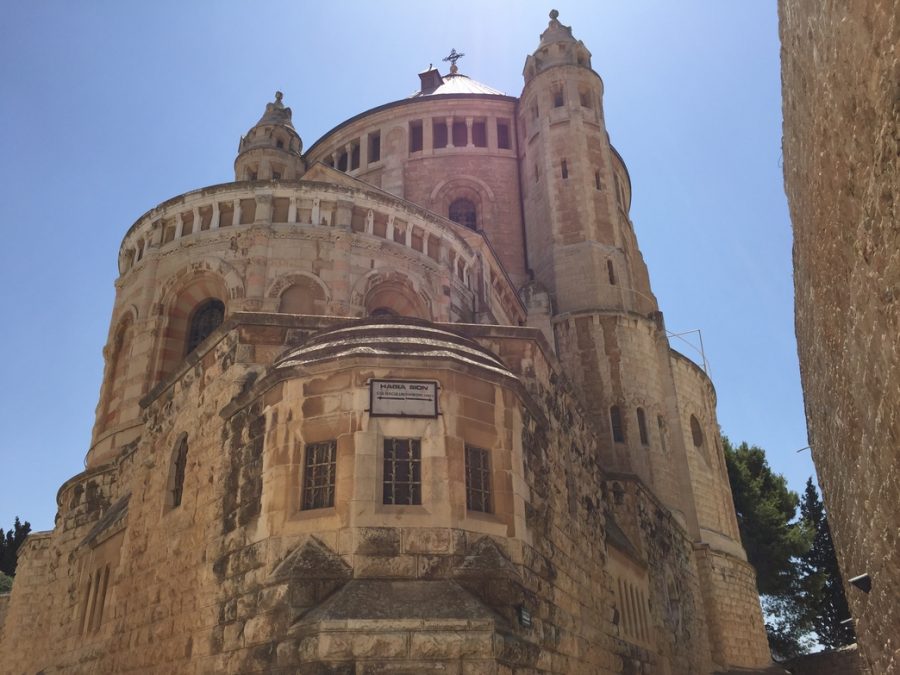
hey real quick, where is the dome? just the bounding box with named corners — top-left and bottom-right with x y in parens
top-left (410, 71), bottom-right (505, 97)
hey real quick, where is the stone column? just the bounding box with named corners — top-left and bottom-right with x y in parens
top-left (211, 202), bottom-right (220, 230)
top-left (446, 117), bottom-right (454, 148)
top-left (192, 206), bottom-right (201, 234)
top-left (288, 196), bottom-right (297, 224)
top-left (174, 212), bottom-right (184, 239)
top-left (232, 199), bottom-right (242, 227)
top-left (466, 117), bottom-right (474, 147)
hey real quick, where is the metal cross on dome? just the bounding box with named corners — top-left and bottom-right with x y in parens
top-left (443, 48), bottom-right (465, 73)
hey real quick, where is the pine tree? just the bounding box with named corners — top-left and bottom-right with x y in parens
top-left (0, 517), bottom-right (32, 577)
top-left (799, 478), bottom-right (856, 649)
top-left (723, 437), bottom-right (813, 658)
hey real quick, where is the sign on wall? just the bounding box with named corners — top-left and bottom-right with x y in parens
top-left (369, 379), bottom-right (439, 418)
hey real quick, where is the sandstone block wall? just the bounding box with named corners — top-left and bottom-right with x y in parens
top-left (780, 2), bottom-right (899, 672)
top-left (0, 317), bottom-right (758, 673)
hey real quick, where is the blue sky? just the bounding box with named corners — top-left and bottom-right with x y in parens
top-left (0, 1), bottom-right (814, 532)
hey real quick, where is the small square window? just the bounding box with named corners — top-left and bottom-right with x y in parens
top-left (383, 438), bottom-right (421, 505)
top-left (465, 445), bottom-right (491, 513)
top-left (302, 440), bottom-right (337, 510)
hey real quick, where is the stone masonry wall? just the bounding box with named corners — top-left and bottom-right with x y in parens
top-left (780, 2), bottom-right (899, 672)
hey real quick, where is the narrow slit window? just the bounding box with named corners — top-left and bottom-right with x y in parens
top-left (610, 405), bottom-right (625, 443)
top-left (595, 171), bottom-right (602, 190)
top-left (465, 445), bottom-right (491, 513)
top-left (607, 260), bottom-right (617, 285)
top-left (658, 416), bottom-right (668, 452)
top-left (690, 415), bottom-right (705, 448)
top-left (171, 436), bottom-right (188, 508)
top-left (636, 408), bottom-right (649, 446)
top-left (302, 440), bottom-right (337, 510)
top-left (561, 159), bottom-right (568, 179)
top-left (383, 438), bottom-right (421, 505)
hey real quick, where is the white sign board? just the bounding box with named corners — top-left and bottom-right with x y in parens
top-left (369, 380), bottom-right (439, 418)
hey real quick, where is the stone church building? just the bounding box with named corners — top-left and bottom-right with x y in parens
top-left (0, 12), bottom-right (773, 674)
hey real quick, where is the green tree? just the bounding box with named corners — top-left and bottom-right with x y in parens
top-left (799, 478), bottom-right (856, 649)
top-left (0, 517), bottom-right (32, 578)
top-left (0, 571), bottom-right (12, 593)
top-left (723, 437), bottom-right (812, 659)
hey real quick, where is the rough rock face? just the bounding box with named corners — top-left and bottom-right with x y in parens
top-left (779, 2), bottom-right (899, 673)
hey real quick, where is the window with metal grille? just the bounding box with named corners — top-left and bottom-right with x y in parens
top-left (186, 299), bottom-right (224, 354)
top-left (449, 198), bottom-right (477, 230)
top-left (636, 408), bottom-right (649, 446)
top-left (302, 440), bottom-right (337, 510)
top-left (383, 438), bottom-right (421, 505)
top-left (465, 445), bottom-right (491, 513)
top-left (172, 436), bottom-right (188, 508)
top-left (610, 405), bottom-right (625, 443)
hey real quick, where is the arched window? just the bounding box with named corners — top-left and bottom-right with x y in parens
top-left (449, 198), bottom-right (477, 230)
top-left (610, 405), bottom-right (625, 443)
top-left (186, 299), bottom-right (224, 354)
top-left (690, 415), bottom-right (705, 448)
top-left (171, 435), bottom-right (188, 508)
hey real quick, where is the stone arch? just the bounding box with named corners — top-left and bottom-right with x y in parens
top-left (155, 262), bottom-right (238, 381)
top-left (267, 273), bottom-right (330, 315)
top-left (351, 270), bottom-right (432, 320)
top-left (97, 308), bottom-right (138, 434)
top-left (430, 176), bottom-right (495, 232)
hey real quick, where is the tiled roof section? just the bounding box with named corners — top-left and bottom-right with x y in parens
top-left (410, 73), bottom-right (506, 98)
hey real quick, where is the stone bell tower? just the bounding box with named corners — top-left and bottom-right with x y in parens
top-left (518, 11), bottom-right (700, 527)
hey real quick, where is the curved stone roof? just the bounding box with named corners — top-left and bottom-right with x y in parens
top-left (410, 73), bottom-right (505, 98)
top-left (274, 318), bottom-right (516, 380)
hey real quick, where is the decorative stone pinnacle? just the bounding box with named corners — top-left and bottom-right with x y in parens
top-left (549, 9), bottom-right (559, 20)
top-left (274, 91), bottom-right (284, 108)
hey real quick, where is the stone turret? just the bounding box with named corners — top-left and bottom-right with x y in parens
top-left (234, 91), bottom-right (305, 181)
top-left (523, 8), bottom-right (593, 81)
